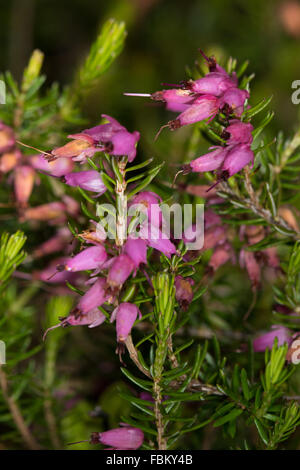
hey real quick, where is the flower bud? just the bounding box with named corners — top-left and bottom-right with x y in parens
top-left (78, 278), bottom-right (108, 314)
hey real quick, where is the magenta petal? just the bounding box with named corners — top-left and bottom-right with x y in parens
top-left (64, 170), bottom-right (107, 194)
top-left (99, 426), bottom-right (144, 450)
top-left (124, 238), bottom-right (147, 268)
top-left (115, 302), bottom-right (140, 342)
top-left (253, 327), bottom-right (292, 352)
top-left (190, 147), bottom-right (227, 173)
top-left (65, 246), bottom-right (107, 272)
top-left (78, 278), bottom-right (108, 313)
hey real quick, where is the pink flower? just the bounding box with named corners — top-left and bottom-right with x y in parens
top-left (152, 88), bottom-right (195, 112)
top-left (139, 223), bottom-right (177, 257)
top-left (220, 143), bottom-right (254, 178)
top-left (253, 326), bottom-right (292, 352)
top-left (111, 302), bottom-right (141, 343)
top-left (219, 88), bottom-right (249, 117)
top-left (169, 94), bottom-right (219, 129)
top-left (62, 246), bottom-right (107, 272)
top-left (107, 254), bottom-right (135, 287)
top-left (129, 191), bottom-right (163, 227)
top-left (52, 115), bottom-right (140, 163)
top-left (90, 425), bottom-right (144, 450)
top-left (188, 72), bottom-right (236, 96)
top-left (225, 120), bottom-right (253, 145)
top-left (43, 308), bottom-right (106, 339)
top-left (64, 170), bottom-right (107, 194)
top-left (77, 278), bottom-right (108, 314)
top-left (190, 146), bottom-right (228, 173)
top-left (30, 154), bottom-right (74, 177)
top-left (124, 238), bottom-right (147, 269)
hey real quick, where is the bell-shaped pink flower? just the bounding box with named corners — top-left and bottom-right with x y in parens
top-left (55, 115), bottom-right (140, 163)
top-left (51, 134), bottom-right (95, 162)
top-left (90, 424), bottom-right (144, 450)
top-left (219, 88), bottom-right (249, 117)
top-left (107, 254), bottom-right (135, 287)
top-left (43, 308), bottom-right (106, 339)
top-left (188, 72), bottom-right (236, 96)
top-left (169, 95), bottom-right (219, 129)
top-left (62, 246), bottom-right (107, 272)
top-left (111, 302), bottom-right (141, 343)
top-left (226, 120), bottom-right (253, 144)
top-left (220, 143), bottom-right (254, 178)
top-left (152, 88), bottom-right (195, 112)
top-left (14, 165), bottom-right (35, 207)
top-left (30, 154), bottom-right (74, 176)
top-left (64, 170), bottom-right (107, 194)
top-left (78, 278), bottom-right (108, 314)
top-left (190, 146), bottom-right (228, 173)
top-left (253, 326), bottom-right (292, 352)
top-left (139, 223), bottom-right (177, 258)
top-left (124, 238), bottom-right (147, 269)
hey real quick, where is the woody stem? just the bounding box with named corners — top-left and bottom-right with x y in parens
top-left (115, 158), bottom-right (127, 247)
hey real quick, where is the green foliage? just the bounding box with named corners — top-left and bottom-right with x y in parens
top-left (0, 231), bottom-right (26, 295)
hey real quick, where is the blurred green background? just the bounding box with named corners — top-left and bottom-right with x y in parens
top-left (1, 0), bottom-right (300, 156)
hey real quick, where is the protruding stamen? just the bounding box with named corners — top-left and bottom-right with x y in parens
top-left (123, 92), bottom-right (151, 97)
top-left (154, 124), bottom-right (169, 141)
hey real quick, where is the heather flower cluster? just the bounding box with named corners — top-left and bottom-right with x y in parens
top-left (127, 51), bottom-right (254, 186)
top-left (3, 37), bottom-right (300, 452)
